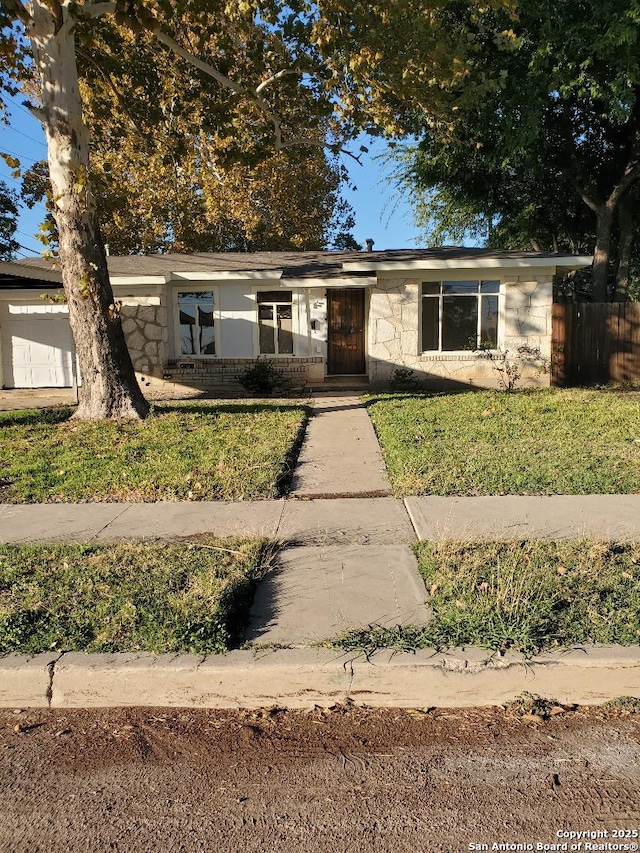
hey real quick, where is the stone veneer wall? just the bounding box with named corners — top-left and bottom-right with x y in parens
top-left (120, 300), bottom-right (168, 377)
top-left (368, 274), bottom-right (553, 389)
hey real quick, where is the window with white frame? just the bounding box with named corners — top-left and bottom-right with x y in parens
top-left (421, 280), bottom-right (500, 352)
top-left (256, 290), bottom-right (294, 355)
top-left (178, 291), bottom-right (216, 356)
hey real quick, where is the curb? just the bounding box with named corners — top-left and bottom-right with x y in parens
top-left (1, 646), bottom-right (639, 709)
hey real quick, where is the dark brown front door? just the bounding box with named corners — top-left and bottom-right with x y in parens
top-left (327, 288), bottom-right (366, 374)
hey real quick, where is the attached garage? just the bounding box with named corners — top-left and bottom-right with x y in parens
top-left (1, 301), bottom-right (75, 388)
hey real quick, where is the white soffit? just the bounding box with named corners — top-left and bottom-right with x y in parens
top-left (342, 256), bottom-right (593, 273)
top-left (166, 270), bottom-right (284, 282)
top-left (284, 276), bottom-right (377, 288)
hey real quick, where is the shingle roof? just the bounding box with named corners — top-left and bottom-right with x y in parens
top-left (2, 247), bottom-right (590, 284)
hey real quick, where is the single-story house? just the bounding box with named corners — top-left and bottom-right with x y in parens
top-left (0, 248), bottom-right (591, 393)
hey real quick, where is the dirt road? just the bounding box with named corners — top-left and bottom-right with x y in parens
top-left (1, 704), bottom-right (639, 852)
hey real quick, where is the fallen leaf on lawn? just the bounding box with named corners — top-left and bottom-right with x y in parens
top-left (557, 565), bottom-right (567, 575)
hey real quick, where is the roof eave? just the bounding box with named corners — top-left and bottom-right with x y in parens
top-left (342, 256), bottom-right (594, 272)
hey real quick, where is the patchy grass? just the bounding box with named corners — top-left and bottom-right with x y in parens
top-left (365, 389), bottom-right (640, 495)
top-left (602, 696), bottom-right (640, 712)
top-left (0, 402), bottom-right (308, 503)
top-left (332, 540), bottom-right (640, 657)
top-left (0, 538), bottom-right (273, 654)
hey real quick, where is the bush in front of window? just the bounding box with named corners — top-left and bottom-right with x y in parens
top-left (475, 344), bottom-right (549, 392)
top-left (238, 359), bottom-right (288, 396)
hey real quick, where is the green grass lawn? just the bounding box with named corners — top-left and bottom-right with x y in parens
top-left (333, 539), bottom-right (640, 656)
top-left (0, 402), bottom-right (308, 503)
top-left (365, 389), bottom-right (640, 496)
top-left (0, 538), bottom-right (272, 654)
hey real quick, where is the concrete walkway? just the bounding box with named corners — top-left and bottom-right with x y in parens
top-left (291, 395), bottom-right (391, 498)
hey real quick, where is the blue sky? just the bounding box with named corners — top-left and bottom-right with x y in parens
top-left (1, 99), bottom-right (423, 259)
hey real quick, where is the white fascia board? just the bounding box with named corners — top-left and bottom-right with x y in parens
top-left (166, 270), bottom-right (284, 282)
top-left (284, 276), bottom-right (377, 288)
top-left (0, 261), bottom-right (61, 283)
top-left (111, 276), bottom-right (166, 287)
top-left (342, 256), bottom-right (593, 273)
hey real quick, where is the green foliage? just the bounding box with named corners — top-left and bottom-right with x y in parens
top-left (394, 0), bottom-right (640, 298)
top-left (0, 178), bottom-right (19, 260)
top-left (389, 366), bottom-right (421, 392)
top-left (365, 389), bottom-right (640, 496)
top-left (238, 360), bottom-right (288, 396)
top-left (0, 401), bottom-right (308, 502)
top-left (0, 538), bottom-right (273, 654)
top-left (602, 696), bottom-right (640, 712)
top-left (333, 539), bottom-right (640, 656)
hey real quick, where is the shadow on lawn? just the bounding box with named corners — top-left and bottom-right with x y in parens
top-left (151, 401), bottom-right (311, 418)
top-left (0, 407), bottom-right (74, 427)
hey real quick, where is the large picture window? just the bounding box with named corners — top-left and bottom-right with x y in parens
top-left (257, 290), bottom-right (294, 355)
top-left (178, 291), bottom-right (216, 356)
top-left (421, 280), bottom-right (500, 352)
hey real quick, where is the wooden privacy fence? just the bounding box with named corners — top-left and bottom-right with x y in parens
top-left (552, 302), bottom-right (640, 386)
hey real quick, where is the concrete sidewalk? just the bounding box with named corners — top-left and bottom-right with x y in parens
top-left (406, 494), bottom-right (640, 540)
top-left (0, 497), bottom-right (411, 545)
top-left (5, 494), bottom-right (640, 545)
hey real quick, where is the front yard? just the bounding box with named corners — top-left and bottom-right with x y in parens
top-left (366, 388), bottom-right (640, 496)
top-left (0, 402), bottom-right (308, 503)
top-left (0, 537), bottom-right (273, 654)
top-left (335, 539), bottom-right (640, 656)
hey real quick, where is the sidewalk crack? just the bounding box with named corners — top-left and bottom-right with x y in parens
top-left (273, 499), bottom-right (287, 542)
top-left (343, 655), bottom-right (356, 700)
top-left (89, 504), bottom-right (133, 541)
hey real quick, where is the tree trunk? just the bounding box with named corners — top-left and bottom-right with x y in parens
top-left (614, 189), bottom-right (636, 302)
top-left (29, 1), bottom-right (149, 420)
top-left (591, 204), bottom-right (614, 302)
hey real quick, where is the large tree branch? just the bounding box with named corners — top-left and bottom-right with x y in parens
top-left (568, 175), bottom-right (599, 213)
top-left (2, 0), bottom-right (32, 26)
top-left (151, 27), bottom-right (249, 99)
top-left (149, 26), bottom-right (352, 158)
top-left (606, 159), bottom-right (640, 211)
top-left (255, 69), bottom-right (301, 95)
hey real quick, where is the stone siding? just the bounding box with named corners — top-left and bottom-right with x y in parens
top-left (120, 301), bottom-right (168, 378)
top-left (368, 275), bottom-right (553, 389)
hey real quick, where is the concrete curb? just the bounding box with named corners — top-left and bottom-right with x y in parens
top-left (1, 646), bottom-right (639, 709)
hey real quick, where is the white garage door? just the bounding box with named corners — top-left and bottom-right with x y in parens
top-left (1, 301), bottom-right (75, 388)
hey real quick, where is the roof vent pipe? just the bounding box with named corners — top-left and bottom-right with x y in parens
top-left (365, 238), bottom-right (375, 252)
